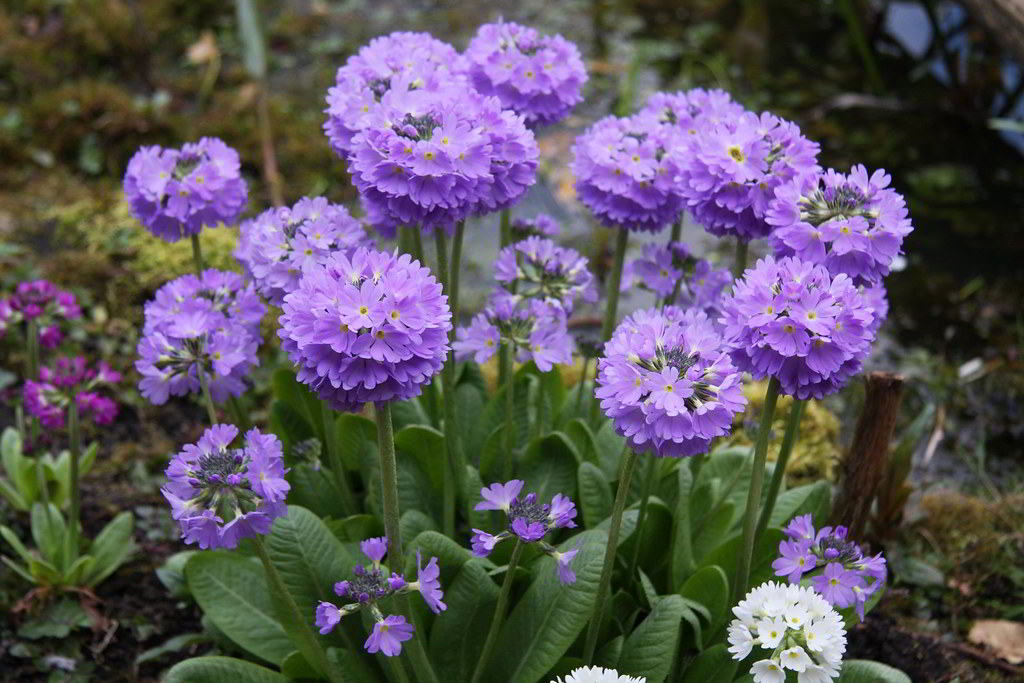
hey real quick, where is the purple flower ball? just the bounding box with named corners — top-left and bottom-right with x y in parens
top-left (767, 165), bottom-right (913, 284)
top-left (572, 112), bottom-right (685, 232)
top-left (494, 236), bottom-right (597, 314)
top-left (23, 356), bottom-right (121, 429)
top-left (621, 241), bottom-right (732, 315)
top-left (1, 280), bottom-right (81, 349)
top-left (123, 137), bottom-right (247, 242)
top-left (278, 247), bottom-right (451, 411)
top-left (461, 21), bottom-right (587, 127)
top-left (348, 82), bottom-right (538, 234)
top-left (719, 255), bottom-right (876, 399)
top-left (511, 213), bottom-right (560, 239)
top-left (595, 307), bottom-right (747, 457)
top-left (640, 88), bottom-right (746, 131)
top-left (454, 293), bottom-right (573, 372)
top-left (236, 196), bottom-right (375, 306)
top-left (674, 111), bottom-right (820, 241)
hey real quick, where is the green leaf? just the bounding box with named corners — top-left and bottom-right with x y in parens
top-left (670, 463), bottom-right (695, 589)
top-left (0, 427), bottom-right (20, 462)
top-left (17, 598), bottom-right (89, 639)
top-left (486, 530), bottom-right (605, 682)
top-left (328, 514), bottom-right (384, 543)
top-left (0, 476), bottom-right (27, 511)
top-left (768, 480), bottom-right (831, 529)
top-left (31, 503), bottom-right (65, 567)
top-left (391, 397), bottom-right (430, 431)
top-left (270, 401), bottom-right (314, 452)
top-left (577, 462), bottom-right (612, 527)
top-left (135, 632), bottom-right (208, 667)
top-left (429, 559), bottom-right (499, 681)
top-left (234, 0), bottom-right (267, 78)
top-left (463, 465), bottom-right (489, 531)
top-left (837, 660), bottom-right (912, 683)
top-left (678, 565), bottom-right (730, 636)
top-left (593, 421), bottom-right (626, 481)
top-left (698, 528), bottom-right (785, 597)
top-left (679, 643), bottom-right (737, 683)
top-left (399, 510), bottom-right (436, 547)
top-left (156, 550), bottom-right (196, 599)
top-left (620, 498), bottom-right (673, 576)
top-left (1, 524), bottom-right (36, 566)
top-left (286, 464), bottom-right (347, 519)
top-left (185, 552), bottom-right (293, 665)
top-left (272, 368), bottom-right (324, 443)
top-left (691, 502), bottom-right (735, 566)
top-left (82, 511), bottom-right (136, 587)
top-left (478, 425), bottom-right (504, 482)
top-left (616, 594), bottom-right (688, 682)
top-left (395, 425), bottom-right (446, 493)
top-left (335, 414), bottom-right (377, 472)
top-left (280, 650), bottom-right (318, 680)
top-left (521, 432), bottom-right (577, 503)
top-left (165, 656), bottom-right (288, 683)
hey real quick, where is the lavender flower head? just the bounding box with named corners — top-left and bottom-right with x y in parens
top-left (278, 247), bottom-right (451, 411)
top-left (595, 308), bottom-right (747, 457)
top-left (136, 270), bottom-right (265, 405)
top-left (494, 236), bottom-right (597, 314)
top-left (621, 242), bottom-right (732, 314)
top-left (123, 137), bottom-right (247, 242)
top-left (572, 112), bottom-right (685, 232)
top-left (470, 479), bottom-right (580, 584)
top-left (768, 165), bottom-right (913, 284)
top-left (641, 88), bottom-right (746, 132)
top-left (719, 255), bottom-right (876, 399)
top-left (511, 213), bottom-right (560, 239)
top-left (324, 32), bottom-right (463, 157)
top-left (314, 536), bottom-right (446, 657)
top-left (348, 82), bottom-right (538, 234)
top-left (23, 356), bottom-right (121, 429)
top-left (0, 280), bottom-right (81, 349)
top-left (462, 21), bottom-right (587, 127)
top-left (236, 196), bottom-right (375, 306)
top-left (674, 110), bottom-right (820, 241)
top-left (161, 425), bottom-right (289, 550)
top-left (454, 292), bottom-right (573, 372)
top-left (772, 514), bottom-right (886, 621)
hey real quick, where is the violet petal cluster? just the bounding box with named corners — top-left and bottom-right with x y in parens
top-left (719, 256), bottom-right (877, 399)
top-left (135, 270), bottom-right (265, 405)
top-left (595, 308), bottom-right (747, 457)
top-left (572, 112), bottom-right (684, 232)
top-left (278, 247), bottom-right (451, 411)
top-left (768, 165), bottom-right (913, 284)
top-left (470, 480), bottom-right (580, 584)
top-left (462, 21), bottom-right (587, 127)
top-left (123, 137), bottom-right (247, 242)
top-left (23, 356), bottom-right (121, 429)
top-left (493, 236), bottom-right (597, 314)
top-left (454, 292), bottom-right (573, 372)
top-left (773, 514), bottom-right (887, 620)
top-left (641, 88), bottom-right (747, 132)
top-left (162, 425), bottom-right (289, 549)
top-left (0, 280), bottom-right (81, 349)
top-left (621, 241), bottom-right (732, 314)
top-left (348, 83), bottom-right (538, 234)
top-left (511, 213), bottom-right (560, 239)
top-left (674, 111), bottom-right (820, 241)
top-left (236, 196), bottom-right (375, 306)
top-left (314, 536), bottom-right (446, 657)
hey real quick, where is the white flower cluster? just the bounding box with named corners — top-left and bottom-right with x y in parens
top-left (551, 666), bottom-right (646, 683)
top-left (728, 581), bottom-right (847, 683)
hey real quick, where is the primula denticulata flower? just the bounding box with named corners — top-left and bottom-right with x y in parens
top-left (551, 666), bottom-right (646, 683)
top-left (728, 581), bottom-right (847, 682)
top-left (23, 356), bottom-right (121, 429)
top-left (0, 280), bottom-right (82, 349)
top-left (620, 241), bottom-right (732, 315)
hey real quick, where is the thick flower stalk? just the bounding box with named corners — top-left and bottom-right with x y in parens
top-left (123, 137), bottom-right (247, 242)
top-left (727, 581), bottom-right (847, 682)
top-left (621, 241), bottom-right (732, 311)
top-left (1, 280), bottom-right (81, 350)
top-left (314, 537), bottom-right (446, 657)
top-left (552, 667), bottom-right (646, 683)
top-left (278, 247), bottom-right (451, 412)
top-left (768, 166), bottom-right (913, 284)
top-left (773, 514), bottom-right (887, 620)
top-left (236, 196), bottom-right (375, 306)
top-left (511, 213), bottom-right (560, 239)
top-left (347, 82), bottom-right (538, 235)
top-left (323, 31), bottom-right (463, 158)
top-left (462, 21), bottom-right (587, 127)
top-left (135, 270), bottom-right (265, 406)
top-left (161, 424), bottom-right (289, 550)
top-left (720, 256), bottom-right (878, 399)
top-left (470, 480), bottom-right (580, 583)
top-left (493, 236), bottom-right (598, 314)
top-left (674, 110), bottom-right (820, 241)
top-left (595, 308), bottom-right (747, 457)
top-left (22, 356), bottom-right (121, 429)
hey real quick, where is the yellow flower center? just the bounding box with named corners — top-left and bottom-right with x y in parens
top-left (727, 145), bottom-right (745, 162)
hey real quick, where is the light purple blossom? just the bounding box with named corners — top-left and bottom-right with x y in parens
top-left (315, 602), bottom-right (342, 635)
top-left (493, 236), bottom-right (597, 314)
top-left (414, 551), bottom-right (447, 614)
top-left (511, 213), bottom-right (560, 239)
top-left (475, 479), bottom-right (524, 512)
top-left (641, 88), bottom-right (746, 132)
top-left (454, 293), bottom-right (574, 372)
top-left (621, 241), bottom-right (732, 314)
top-left (554, 548), bottom-right (579, 585)
top-left (365, 615), bottom-right (415, 657)
top-left (361, 536), bottom-right (389, 566)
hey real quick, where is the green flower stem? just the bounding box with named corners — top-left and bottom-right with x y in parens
top-left (66, 399), bottom-right (81, 561)
top-left (625, 454), bottom-right (656, 583)
top-left (25, 319), bottom-right (40, 442)
top-left (251, 535), bottom-right (343, 683)
top-left (755, 399), bottom-right (806, 540)
top-left (321, 401), bottom-right (356, 517)
top-left (574, 355), bottom-right (591, 416)
top-left (433, 228), bottom-right (460, 538)
top-left (191, 233), bottom-right (205, 276)
top-left (470, 539), bottom-right (525, 683)
top-left (501, 341), bottom-right (515, 478)
top-left (404, 227), bottom-right (440, 427)
top-left (589, 229), bottom-right (630, 426)
top-left (374, 401), bottom-right (403, 567)
top-left (583, 446), bottom-right (640, 664)
top-left (733, 238), bottom-right (749, 278)
top-left (669, 218), bottom-right (682, 244)
top-left (196, 367), bottom-right (219, 425)
top-left (397, 593), bottom-right (440, 683)
top-left (734, 376), bottom-right (782, 600)
top-left (499, 207), bottom-right (511, 248)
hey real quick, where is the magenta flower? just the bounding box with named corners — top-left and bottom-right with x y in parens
top-left (365, 615), bottom-right (415, 657)
top-left (23, 356), bottom-right (121, 429)
top-left (0, 280), bottom-right (82, 351)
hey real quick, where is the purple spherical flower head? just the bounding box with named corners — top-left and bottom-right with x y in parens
top-left (23, 356), bottom-right (121, 429)
top-left (2, 280), bottom-right (82, 348)
top-left (161, 425), bottom-right (289, 550)
top-left (475, 479), bottom-right (524, 512)
top-left (674, 110), bottom-right (820, 241)
top-left (348, 82), bottom-right (538, 235)
top-left (236, 197), bottom-right (375, 306)
top-left (278, 247), bottom-right (451, 411)
top-left (621, 241), bottom-right (732, 314)
top-left (595, 307), bottom-right (747, 457)
top-left (860, 283), bottom-right (888, 336)
top-left (324, 32), bottom-right (463, 157)
top-left (454, 291), bottom-right (574, 371)
top-left (365, 615), bottom-right (414, 656)
top-left (511, 213), bottom-right (560, 239)
top-left (123, 137), bottom-right (247, 242)
top-left (494, 236), bottom-right (597, 314)
top-left (415, 551), bottom-right (447, 614)
top-left (719, 255), bottom-right (876, 399)
top-left (462, 21), bottom-right (587, 127)
top-left (768, 165), bottom-right (913, 284)
top-left (572, 112), bottom-right (685, 232)
top-left (136, 270), bottom-right (264, 405)
top-left (641, 88), bottom-right (747, 132)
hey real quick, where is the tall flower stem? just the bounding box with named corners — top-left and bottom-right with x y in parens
top-left (733, 238), bottom-right (748, 278)
top-left (196, 366), bottom-right (219, 425)
top-left (24, 319), bottom-right (40, 442)
top-left (501, 341), bottom-right (515, 478)
top-left (251, 535), bottom-right (344, 683)
top-left (574, 354), bottom-right (591, 417)
top-left (755, 399), bottom-right (806, 540)
top-left (589, 229), bottom-right (629, 426)
top-left (470, 539), bottom-right (525, 683)
top-left (734, 376), bottom-right (782, 600)
top-left (669, 218), bottom-right (682, 244)
top-left (625, 454), bottom-right (656, 583)
top-left (65, 400), bottom-right (81, 560)
top-left (499, 207), bottom-right (512, 248)
top-left (433, 228), bottom-right (461, 538)
top-left (583, 446), bottom-right (639, 663)
top-left (321, 401), bottom-right (356, 517)
top-left (190, 233), bottom-right (205, 276)
top-left (406, 227), bottom-right (440, 427)
top-left (374, 401), bottom-right (403, 567)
